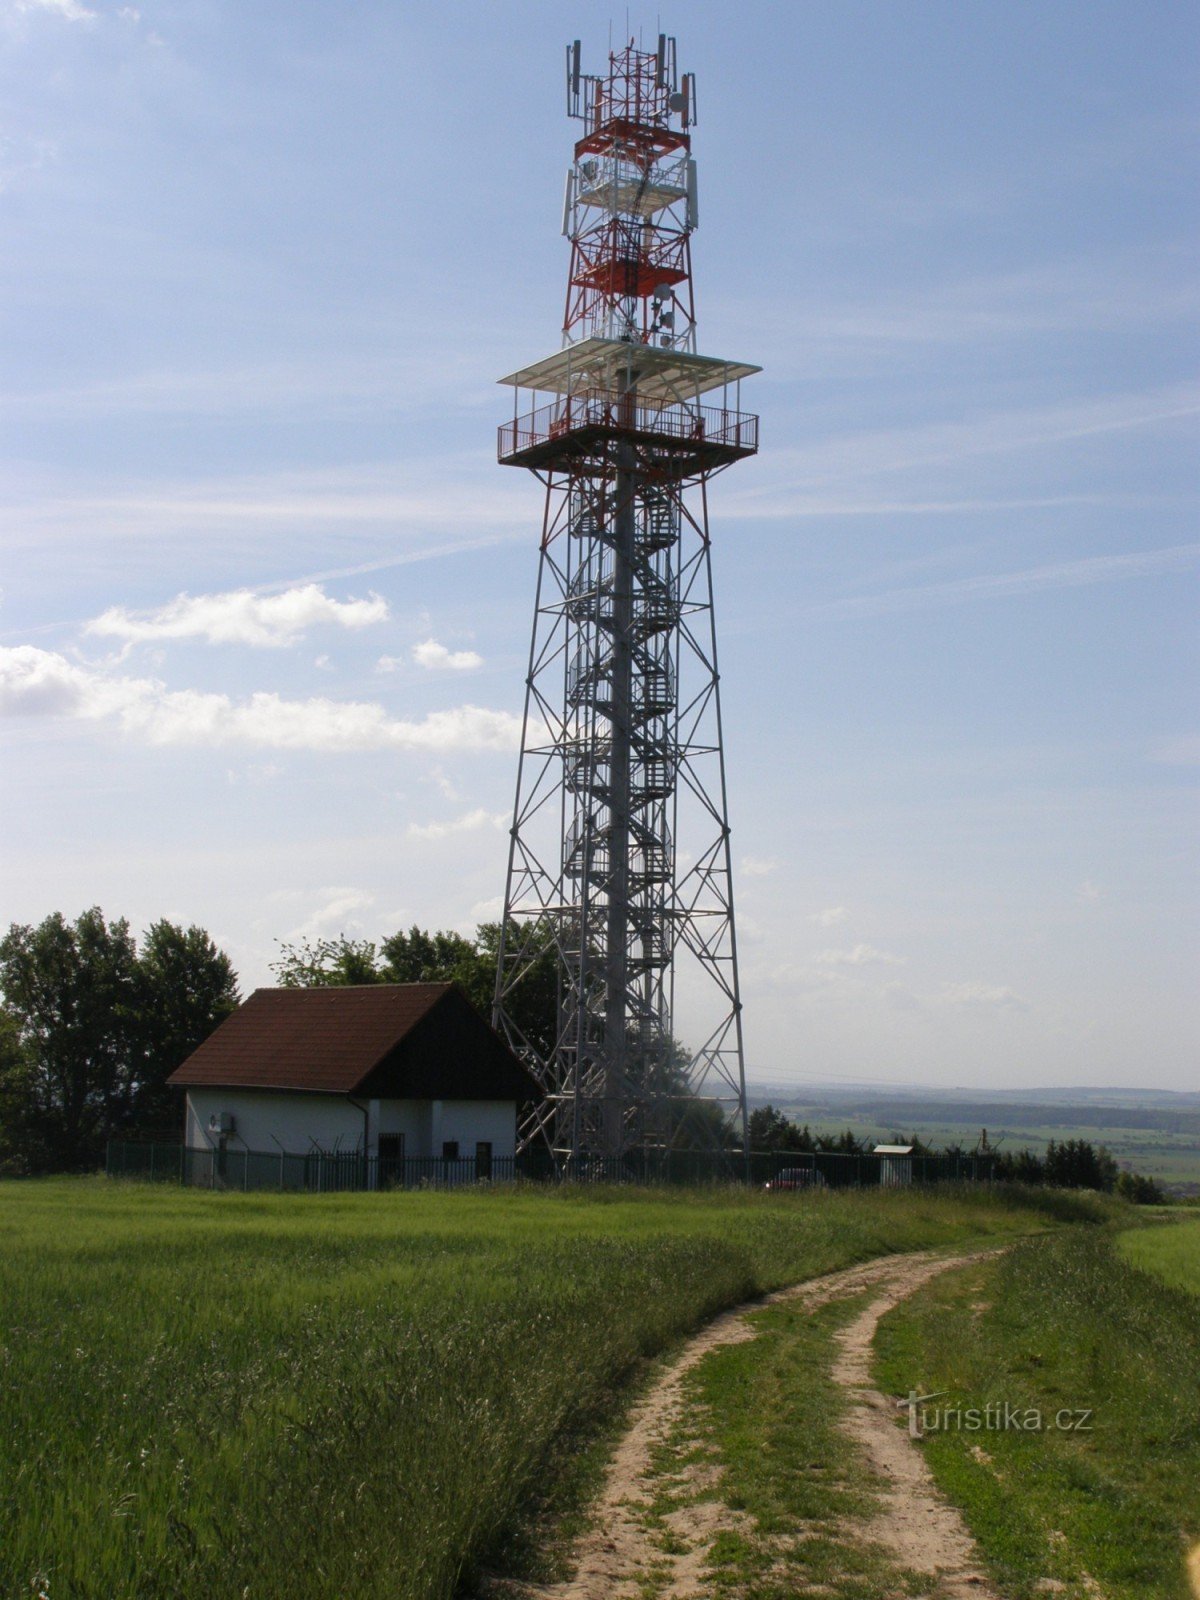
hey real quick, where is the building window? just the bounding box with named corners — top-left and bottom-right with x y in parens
top-left (476, 1141), bottom-right (493, 1179)
top-left (441, 1140), bottom-right (459, 1162)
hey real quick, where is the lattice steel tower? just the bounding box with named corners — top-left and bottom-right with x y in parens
top-left (493, 36), bottom-right (760, 1166)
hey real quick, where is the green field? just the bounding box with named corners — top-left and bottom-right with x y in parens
top-left (1118, 1216), bottom-right (1200, 1296)
top-left (0, 1176), bottom-right (1105, 1600)
top-left (875, 1228), bottom-right (1200, 1598)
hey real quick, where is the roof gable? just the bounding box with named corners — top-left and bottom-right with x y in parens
top-left (167, 984), bottom-right (536, 1100)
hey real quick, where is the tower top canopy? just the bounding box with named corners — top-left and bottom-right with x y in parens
top-left (499, 337), bottom-right (759, 404)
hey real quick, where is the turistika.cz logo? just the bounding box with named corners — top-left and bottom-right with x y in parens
top-left (896, 1390), bottom-right (1094, 1439)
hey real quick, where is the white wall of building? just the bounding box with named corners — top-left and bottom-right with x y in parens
top-left (438, 1101), bottom-right (516, 1157)
top-left (185, 1089), bottom-right (518, 1159)
top-left (185, 1088), bottom-right (366, 1154)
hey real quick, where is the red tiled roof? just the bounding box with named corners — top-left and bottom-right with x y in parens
top-left (167, 984), bottom-right (469, 1095)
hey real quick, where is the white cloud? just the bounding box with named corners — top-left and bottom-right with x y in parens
top-left (739, 855), bottom-right (777, 878)
top-left (811, 906), bottom-right (850, 927)
top-left (469, 895), bottom-right (505, 922)
top-left (406, 808), bottom-right (507, 841)
top-left (375, 655), bottom-right (402, 673)
top-left (85, 584), bottom-right (388, 649)
top-left (0, 646), bottom-right (521, 753)
top-left (883, 981), bottom-right (921, 1012)
top-left (1077, 880), bottom-right (1104, 905)
top-left (939, 981), bottom-right (1028, 1011)
top-left (286, 888), bottom-right (375, 942)
top-left (16, 0), bottom-right (96, 20)
top-left (412, 638), bottom-right (483, 672)
top-left (815, 943), bottom-right (903, 967)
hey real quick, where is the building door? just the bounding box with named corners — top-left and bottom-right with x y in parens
top-left (378, 1132), bottom-right (404, 1187)
top-left (475, 1141), bottom-right (493, 1180)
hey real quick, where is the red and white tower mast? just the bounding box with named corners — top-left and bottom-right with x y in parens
top-left (494, 36), bottom-right (759, 1168)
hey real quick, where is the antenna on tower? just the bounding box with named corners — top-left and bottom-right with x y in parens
top-left (566, 38), bottom-right (582, 117)
top-left (655, 34), bottom-right (678, 92)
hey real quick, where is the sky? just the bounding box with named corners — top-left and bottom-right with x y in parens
top-left (1, 0), bottom-right (1197, 1093)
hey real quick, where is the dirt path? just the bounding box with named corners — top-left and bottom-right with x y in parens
top-left (831, 1253), bottom-right (1004, 1598)
top-left (506, 1247), bottom-right (1003, 1600)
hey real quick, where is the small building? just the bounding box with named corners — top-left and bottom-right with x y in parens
top-left (167, 983), bottom-right (539, 1183)
top-left (874, 1144), bottom-right (915, 1188)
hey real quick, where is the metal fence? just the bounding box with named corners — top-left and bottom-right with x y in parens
top-left (106, 1141), bottom-right (993, 1194)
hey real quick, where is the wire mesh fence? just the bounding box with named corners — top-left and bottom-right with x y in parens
top-left (105, 1140), bottom-right (994, 1194)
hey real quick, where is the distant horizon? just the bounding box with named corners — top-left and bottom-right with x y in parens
top-left (2, 1), bottom-right (1196, 1091)
top-left (745, 1080), bottom-right (1200, 1106)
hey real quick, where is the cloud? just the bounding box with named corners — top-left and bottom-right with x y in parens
top-left (286, 888), bottom-right (375, 942)
top-left (15, 0), bottom-right (95, 20)
top-left (85, 584), bottom-right (388, 649)
top-left (883, 981), bottom-right (921, 1012)
top-left (819, 544), bottom-right (1200, 621)
top-left (739, 855), bottom-right (777, 878)
top-left (0, 646), bottom-right (521, 753)
top-left (814, 943), bottom-right (904, 967)
top-left (938, 981), bottom-right (1028, 1011)
top-left (469, 895), bottom-right (505, 922)
top-left (1077, 880), bottom-right (1103, 905)
top-left (406, 808), bottom-right (507, 841)
top-left (810, 906), bottom-right (850, 927)
top-left (412, 638), bottom-right (483, 672)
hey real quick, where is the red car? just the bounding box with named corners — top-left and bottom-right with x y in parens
top-left (764, 1166), bottom-right (827, 1192)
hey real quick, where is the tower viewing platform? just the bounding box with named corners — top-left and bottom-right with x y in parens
top-left (498, 336), bottom-right (759, 475)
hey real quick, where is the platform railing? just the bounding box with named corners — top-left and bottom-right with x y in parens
top-left (498, 390), bottom-right (758, 461)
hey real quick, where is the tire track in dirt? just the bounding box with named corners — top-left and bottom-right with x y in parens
top-left (831, 1252), bottom-right (1005, 1598)
top-left (502, 1248), bottom-right (1004, 1600)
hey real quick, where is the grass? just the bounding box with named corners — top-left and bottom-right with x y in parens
top-left (0, 1177), bottom-right (1098, 1600)
top-left (874, 1228), bottom-right (1200, 1599)
top-left (1117, 1215), bottom-right (1200, 1296)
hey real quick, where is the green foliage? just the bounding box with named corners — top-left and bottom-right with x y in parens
top-left (1114, 1169), bottom-right (1167, 1205)
top-left (992, 1137), bottom-right (1135, 1194)
top-left (0, 910), bottom-right (238, 1172)
top-left (748, 1102), bottom-right (815, 1150)
top-left (0, 1179), bottom-right (1096, 1600)
top-left (133, 921), bottom-right (239, 1129)
top-left (748, 1104), bottom-right (874, 1155)
top-left (874, 1229), bottom-right (1200, 1598)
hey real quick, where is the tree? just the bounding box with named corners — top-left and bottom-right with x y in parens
top-left (133, 921), bottom-right (239, 1130)
top-left (748, 1104), bottom-right (816, 1152)
top-left (271, 936), bottom-right (385, 989)
top-left (0, 909), bottom-right (239, 1172)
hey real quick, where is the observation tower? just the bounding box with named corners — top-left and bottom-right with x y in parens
top-left (493, 36), bottom-right (760, 1167)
